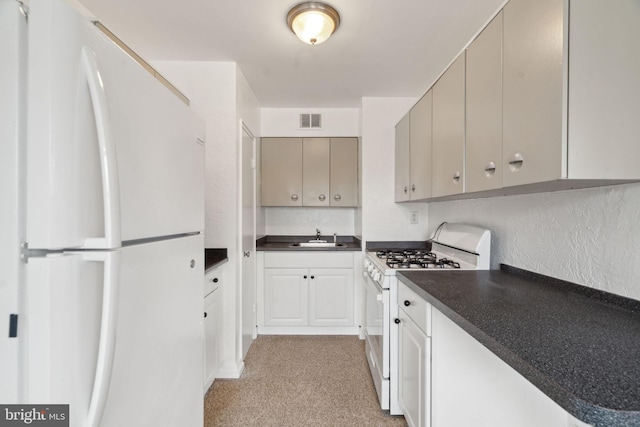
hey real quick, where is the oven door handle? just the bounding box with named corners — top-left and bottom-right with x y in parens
top-left (364, 272), bottom-right (384, 299)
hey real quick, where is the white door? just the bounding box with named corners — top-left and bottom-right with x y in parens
top-left (240, 122), bottom-right (256, 358)
top-left (398, 311), bottom-right (430, 427)
top-left (26, 0), bottom-right (204, 251)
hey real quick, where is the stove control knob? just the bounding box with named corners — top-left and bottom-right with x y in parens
top-left (364, 260), bottom-right (371, 269)
top-left (367, 265), bottom-right (374, 273)
top-left (373, 271), bottom-right (381, 281)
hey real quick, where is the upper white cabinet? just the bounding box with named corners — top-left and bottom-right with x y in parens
top-left (262, 137), bottom-right (358, 207)
top-left (432, 55), bottom-right (466, 198)
top-left (395, 91), bottom-right (433, 202)
top-left (465, 12), bottom-right (503, 193)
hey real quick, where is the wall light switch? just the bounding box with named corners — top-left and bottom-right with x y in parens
top-left (410, 211), bottom-right (419, 224)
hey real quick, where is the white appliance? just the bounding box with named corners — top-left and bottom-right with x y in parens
top-left (0, 0), bottom-right (205, 426)
top-left (362, 223), bottom-right (490, 414)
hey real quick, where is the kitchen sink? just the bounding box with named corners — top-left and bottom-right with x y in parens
top-left (289, 242), bottom-right (346, 248)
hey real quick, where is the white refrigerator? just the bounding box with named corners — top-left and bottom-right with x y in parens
top-left (0, 0), bottom-right (205, 426)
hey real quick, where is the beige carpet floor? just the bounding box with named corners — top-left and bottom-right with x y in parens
top-left (204, 335), bottom-right (408, 426)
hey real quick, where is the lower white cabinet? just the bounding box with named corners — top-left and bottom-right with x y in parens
top-left (397, 282), bottom-right (432, 427)
top-left (431, 308), bottom-right (568, 427)
top-left (398, 309), bottom-right (430, 427)
top-left (259, 252), bottom-right (356, 334)
top-left (204, 267), bottom-right (223, 393)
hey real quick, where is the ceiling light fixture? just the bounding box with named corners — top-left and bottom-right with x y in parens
top-left (287, 2), bottom-right (340, 45)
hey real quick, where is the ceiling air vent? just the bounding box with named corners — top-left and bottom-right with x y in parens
top-left (300, 113), bottom-right (322, 129)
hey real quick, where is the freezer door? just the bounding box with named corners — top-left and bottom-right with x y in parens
top-left (24, 235), bottom-right (204, 427)
top-left (26, 0), bottom-right (204, 250)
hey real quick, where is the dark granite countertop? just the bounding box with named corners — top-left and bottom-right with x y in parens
top-left (397, 265), bottom-right (640, 427)
top-left (205, 248), bottom-right (228, 272)
top-left (256, 235), bottom-right (361, 252)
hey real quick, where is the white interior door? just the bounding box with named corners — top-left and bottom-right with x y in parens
top-left (240, 122), bottom-right (257, 358)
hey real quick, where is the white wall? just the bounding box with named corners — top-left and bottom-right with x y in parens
top-left (260, 107), bottom-right (360, 236)
top-left (261, 108), bottom-right (359, 137)
top-left (428, 183), bottom-right (640, 300)
top-left (264, 208), bottom-right (355, 236)
top-left (151, 61), bottom-right (261, 377)
top-left (360, 97), bottom-right (430, 243)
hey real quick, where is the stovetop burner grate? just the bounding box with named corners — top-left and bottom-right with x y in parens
top-left (376, 249), bottom-right (461, 269)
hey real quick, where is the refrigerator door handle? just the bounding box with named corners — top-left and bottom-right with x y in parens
top-left (84, 250), bottom-right (121, 427)
top-left (80, 47), bottom-right (122, 249)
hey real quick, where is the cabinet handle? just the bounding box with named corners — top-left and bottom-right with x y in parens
top-left (304, 275), bottom-right (308, 279)
top-left (411, 184), bottom-right (416, 192)
top-left (508, 153), bottom-right (524, 171)
top-left (291, 194), bottom-right (299, 201)
top-left (318, 194), bottom-right (326, 201)
top-left (484, 161), bottom-right (496, 175)
top-left (212, 278), bottom-right (218, 283)
top-left (310, 275), bottom-right (315, 279)
top-left (452, 171), bottom-right (461, 183)
top-left (204, 312), bottom-right (208, 318)
top-left (333, 194), bottom-right (341, 201)
top-left (394, 318), bottom-right (401, 324)
top-left (404, 300), bottom-right (411, 307)
top-left (190, 259), bottom-right (196, 268)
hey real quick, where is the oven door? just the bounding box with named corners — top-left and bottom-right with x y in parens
top-left (363, 271), bottom-right (390, 408)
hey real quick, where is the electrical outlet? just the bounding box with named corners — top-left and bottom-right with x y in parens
top-left (410, 211), bottom-right (419, 224)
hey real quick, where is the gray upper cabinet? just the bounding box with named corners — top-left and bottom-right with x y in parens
top-left (261, 138), bottom-right (303, 206)
top-left (410, 92), bottom-right (433, 200)
top-left (395, 91), bottom-right (433, 202)
top-left (330, 138), bottom-right (358, 207)
top-left (566, 0), bottom-right (640, 180)
top-left (432, 54), bottom-right (466, 198)
top-left (394, 112), bottom-right (411, 202)
top-left (262, 137), bottom-right (358, 207)
top-left (303, 138), bottom-right (331, 206)
top-left (466, 12), bottom-right (503, 193)
top-left (396, 0), bottom-right (640, 203)
top-left (502, 0), bottom-right (564, 187)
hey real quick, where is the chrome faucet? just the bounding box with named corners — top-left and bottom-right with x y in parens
top-left (316, 228), bottom-right (321, 240)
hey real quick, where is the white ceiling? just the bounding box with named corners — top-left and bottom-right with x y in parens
top-left (79, 0), bottom-right (506, 108)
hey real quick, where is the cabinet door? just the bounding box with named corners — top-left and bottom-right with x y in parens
top-left (395, 112), bottom-right (411, 202)
top-left (308, 268), bottom-right (354, 326)
top-left (330, 138), bottom-right (358, 206)
top-left (409, 91), bottom-right (433, 200)
top-left (502, 0), bottom-right (564, 187)
top-left (398, 310), bottom-right (430, 427)
top-left (261, 138), bottom-right (303, 206)
top-left (264, 268), bottom-right (308, 326)
top-left (432, 54), bottom-right (466, 197)
top-left (303, 138), bottom-right (330, 206)
top-left (466, 12), bottom-right (503, 193)
top-left (204, 287), bottom-right (221, 391)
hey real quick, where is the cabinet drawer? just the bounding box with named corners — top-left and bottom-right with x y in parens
top-left (398, 282), bottom-right (431, 336)
top-left (264, 252), bottom-right (353, 269)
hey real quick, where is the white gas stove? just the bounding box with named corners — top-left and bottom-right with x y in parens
top-left (362, 223), bottom-right (491, 414)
